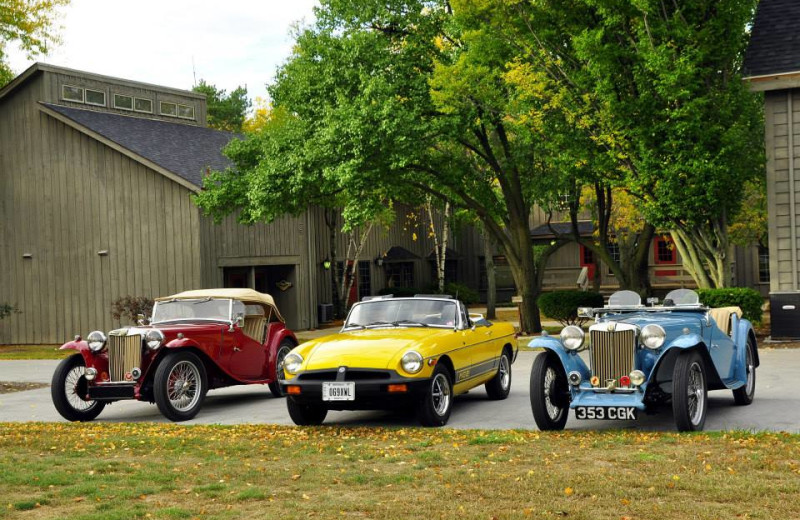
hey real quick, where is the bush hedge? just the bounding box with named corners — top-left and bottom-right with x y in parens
top-left (0, 303), bottom-right (20, 320)
top-left (111, 296), bottom-right (154, 324)
top-left (378, 283), bottom-right (480, 305)
top-left (537, 290), bottom-right (605, 326)
top-left (696, 288), bottom-right (764, 325)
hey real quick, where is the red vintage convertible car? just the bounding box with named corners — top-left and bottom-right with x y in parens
top-left (51, 289), bottom-right (297, 421)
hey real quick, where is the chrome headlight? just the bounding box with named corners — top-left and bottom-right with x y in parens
top-left (641, 324), bottom-right (666, 349)
top-left (401, 351), bottom-right (423, 374)
top-left (560, 326), bottom-right (585, 351)
top-left (629, 370), bottom-right (646, 386)
top-left (145, 329), bottom-right (165, 350)
top-left (87, 330), bottom-right (107, 352)
top-left (283, 353), bottom-right (303, 375)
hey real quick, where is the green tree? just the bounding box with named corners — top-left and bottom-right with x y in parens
top-left (494, 0), bottom-right (764, 288)
top-left (728, 178), bottom-right (768, 248)
top-left (193, 106), bottom-right (391, 317)
top-left (0, 0), bottom-right (69, 86)
top-left (192, 80), bottom-right (251, 132)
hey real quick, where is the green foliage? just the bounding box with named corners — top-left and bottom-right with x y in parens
top-left (0, 0), bottom-right (69, 87)
top-left (110, 296), bottom-right (154, 324)
top-left (0, 303), bottom-right (20, 320)
top-left (191, 80), bottom-right (251, 132)
top-left (442, 282), bottom-right (479, 306)
top-left (377, 287), bottom-right (420, 298)
top-left (697, 288), bottom-right (764, 325)
top-left (729, 179), bottom-right (768, 248)
top-left (537, 291), bottom-right (604, 326)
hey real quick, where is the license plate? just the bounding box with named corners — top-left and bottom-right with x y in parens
top-left (322, 382), bottom-right (355, 401)
top-left (575, 406), bottom-right (637, 420)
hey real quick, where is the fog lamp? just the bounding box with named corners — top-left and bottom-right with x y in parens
top-left (84, 367), bottom-right (97, 381)
top-left (567, 371), bottom-right (582, 386)
top-left (629, 370), bottom-right (646, 386)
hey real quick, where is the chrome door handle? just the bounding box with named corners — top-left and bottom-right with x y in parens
top-left (233, 346), bottom-right (241, 352)
top-left (710, 343), bottom-right (719, 350)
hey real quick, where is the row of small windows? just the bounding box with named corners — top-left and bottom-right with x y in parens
top-left (61, 84), bottom-right (195, 120)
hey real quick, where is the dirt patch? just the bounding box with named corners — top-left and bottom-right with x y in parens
top-left (0, 381), bottom-right (49, 394)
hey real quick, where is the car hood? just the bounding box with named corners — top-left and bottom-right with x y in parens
top-left (303, 328), bottom-right (454, 370)
top-left (600, 311), bottom-right (705, 337)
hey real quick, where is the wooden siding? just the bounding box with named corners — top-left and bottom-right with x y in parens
top-left (40, 68), bottom-right (207, 126)
top-left (0, 80), bottom-right (202, 344)
top-left (765, 90), bottom-right (799, 292)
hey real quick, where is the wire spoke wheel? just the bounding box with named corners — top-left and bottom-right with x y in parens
top-left (530, 353), bottom-right (569, 431)
top-left (673, 351), bottom-right (708, 431)
top-left (543, 367), bottom-right (563, 421)
top-left (64, 365), bottom-right (98, 412)
top-left (166, 361), bottom-right (201, 412)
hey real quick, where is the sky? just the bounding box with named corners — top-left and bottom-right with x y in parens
top-left (7, 0), bottom-right (319, 103)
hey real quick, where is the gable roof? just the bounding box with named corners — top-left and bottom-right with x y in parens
top-left (743, 0), bottom-right (800, 85)
top-left (530, 221), bottom-right (594, 240)
top-left (41, 103), bottom-right (237, 189)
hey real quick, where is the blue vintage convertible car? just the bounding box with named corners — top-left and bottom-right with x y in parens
top-left (529, 289), bottom-right (758, 431)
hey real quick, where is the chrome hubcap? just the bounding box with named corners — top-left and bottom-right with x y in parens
top-left (543, 367), bottom-right (562, 420)
top-left (65, 365), bottom-right (97, 412)
top-left (431, 373), bottom-right (451, 416)
top-left (687, 361), bottom-right (705, 425)
top-left (499, 355), bottom-right (511, 391)
top-left (167, 361), bottom-right (201, 412)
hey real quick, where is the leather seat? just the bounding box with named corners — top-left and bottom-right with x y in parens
top-left (242, 316), bottom-right (267, 343)
top-left (707, 306), bottom-right (742, 337)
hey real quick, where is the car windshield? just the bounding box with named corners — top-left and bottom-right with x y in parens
top-left (344, 299), bottom-right (458, 329)
top-left (151, 298), bottom-right (236, 323)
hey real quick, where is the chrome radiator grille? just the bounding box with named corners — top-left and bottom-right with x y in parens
top-left (589, 330), bottom-right (636, 383)
top-left (108, 335), bottom-right (142, 382)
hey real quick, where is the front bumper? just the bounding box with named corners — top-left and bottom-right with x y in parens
top-left (569, 388), bottom-right (647, 411)
top-left (281, 368), bottom-right (431, 410)
top-left (87, 383), bottom-right (137, 400)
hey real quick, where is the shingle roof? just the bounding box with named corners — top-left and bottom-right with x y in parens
top-left (530, 221), bottom-right (594, 239)
top-left (743, 0), bottom-right (800, 77)
top-left (382, 246), bottom-right (421, 262)
top-left (43, 103), bottom-right (237, 187)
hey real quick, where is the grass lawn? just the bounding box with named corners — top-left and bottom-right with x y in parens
top-left (0, 424), bottom-right (797, 519)
top-left (0, 345), bottom-right (70, 360)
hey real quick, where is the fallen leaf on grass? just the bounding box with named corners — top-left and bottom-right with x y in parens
top-left (564, 487), bottom-right (574, 496)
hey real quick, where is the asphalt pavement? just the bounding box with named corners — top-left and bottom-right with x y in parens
top-left (0, 349), bottom-right (798, 432)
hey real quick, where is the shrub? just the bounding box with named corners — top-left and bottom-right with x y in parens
top-left (111, 296), bottom-right (154, 324)
top-left (442, 282), bottom-right (480, 305)
top-left (378, 287), bottom-right (420, 298)
top-left (537, 290), bottom-right (605, 326)
top-left (696, 288), bottom-right (764, 325)
top-left (0, 303), bottom-right (20, 320)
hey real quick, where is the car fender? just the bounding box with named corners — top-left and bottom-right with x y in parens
top-left (732, 316), bottom-right (758, 384)
top-left (651, 336), bottom-right (725, 391)
top-left (266, 326), bottom-right (298, 380)
top-left (59, 340), bottom-right (93, 364)
top-left (165, 337), bottom-right (203, 349)
top-left (528, 336), bottom-right (591, 379)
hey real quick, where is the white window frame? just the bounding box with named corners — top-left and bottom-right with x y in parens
top-left (84, 88), bottom-right (106, 107)
top-left (176, 103), bottom-right (195, 120)
top-left (134, 97), bottom-right (153, 114)
top-left (113, 93), bottom-right (134, 111)
top-left (160, 101), bottom-right (178, 117)
top-left (62, 84), bottom-right (84, 103)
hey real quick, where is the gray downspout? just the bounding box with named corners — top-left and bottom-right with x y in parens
top-left (789, 92), bottom-right (798, 290)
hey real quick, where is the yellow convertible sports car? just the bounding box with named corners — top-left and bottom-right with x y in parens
top-left (280, 295), bottom-right (517, 426)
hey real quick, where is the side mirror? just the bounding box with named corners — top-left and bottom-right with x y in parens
top-left (136, 313), bottom-right (149, 326)
top-left (646, 297), bottom-right (659, 307)
top-left (577, 307), bottom-right (594, 319)
top-left (230, 313), bottom-right (245, 332)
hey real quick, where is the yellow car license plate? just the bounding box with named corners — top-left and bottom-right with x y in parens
top-left (322, 382), bottom-right (355, 401)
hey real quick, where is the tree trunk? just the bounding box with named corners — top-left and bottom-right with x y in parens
top-left (482, 224), bottom-right (496, 320)
top-left (324, 209), bottom-right (344, 319)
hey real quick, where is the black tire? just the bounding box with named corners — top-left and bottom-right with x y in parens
top-left (153, 351), bottom-right (208, 422)
top-left (485, 350), bottom-right (512, 400)
top-left (417, 364), bottom-right (454, 427)
top-left (530, 352), bottom-right (569, 431)
top-left (286, 397), bottom-right (328, 425)
top-left (268, 340), bottom-right (295, 398)
top-left (51, 353), bottom-right (106, 422)
top-left (672, 350), bottom-right (708, 432)
top-left (732, 337), bottom-right (756, 406)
